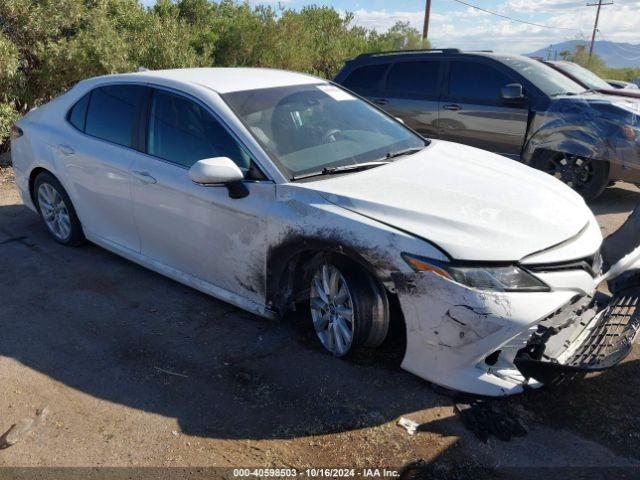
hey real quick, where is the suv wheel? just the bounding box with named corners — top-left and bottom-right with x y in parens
top-left (532, 151), bottom-right (608, 201)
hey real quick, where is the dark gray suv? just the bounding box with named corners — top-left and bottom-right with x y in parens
top-left (334, 49), bottom-right (640, 200)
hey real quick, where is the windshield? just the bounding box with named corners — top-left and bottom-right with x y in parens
top-left (500, 56), bottom-right (585, 96)
top-left (222, 84), bottom-right (426, 179)
top-left (553, 62), bottom-right (611, 90)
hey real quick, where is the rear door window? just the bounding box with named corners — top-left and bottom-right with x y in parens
top-left (342, 64), bottom-right (388, 95)
top-left (385, 61), bottom-right (442, 97)
top-left (85, 85), bottom-right (146, 148)
top-left (147, 89), bottom-right (251, 172)
top-left (448, 61), bottom-right (513, 103)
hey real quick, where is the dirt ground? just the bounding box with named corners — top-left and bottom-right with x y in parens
top-left (1, 163), bottom-right (640, 478)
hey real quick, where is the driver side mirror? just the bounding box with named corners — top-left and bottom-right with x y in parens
top-left (501, 83), bottom-right (525, 103)
top-left (189, 157), bottom-right (249, 199)
top-left (189, 157), bottom-right (244, 185)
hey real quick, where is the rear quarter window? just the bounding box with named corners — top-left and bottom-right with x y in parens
top-left (67, 93), bottom-right (90, 131)
top-left (342, 64), bottom-right (388, 94)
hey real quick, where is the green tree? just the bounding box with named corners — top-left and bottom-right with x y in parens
top-left (0, 0), bottom-right (439, 152)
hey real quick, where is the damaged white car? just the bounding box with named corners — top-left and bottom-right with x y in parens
top-left (10, 68), bottom-right (640, 396)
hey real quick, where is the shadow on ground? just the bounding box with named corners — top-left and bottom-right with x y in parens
top-left (0, 203), bottom-right (450, 441)
top-left (2, 201), bottom-right (640, 462)
top-left (590, 184), bottom-right (640, 216)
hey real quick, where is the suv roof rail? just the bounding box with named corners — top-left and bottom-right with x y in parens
top-left (355, 48), bottom-right (462, 59)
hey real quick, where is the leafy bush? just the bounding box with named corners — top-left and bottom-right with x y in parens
top-left (0, 0), bottom-right (429, 150)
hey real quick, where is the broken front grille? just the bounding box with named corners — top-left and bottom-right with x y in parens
top-left (513, 288), bottom-right (640, 385)
top-left (565, 293), bottom-right (640, 369)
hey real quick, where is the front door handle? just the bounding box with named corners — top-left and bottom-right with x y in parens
top-left (443, 104), bottom-right (461, 111)
top-left (132, 170), bottom-right (157, 185)
top-left (58, 144), bottom-right (75, 155)
top-left (373, 98), bottom-right (389, 106)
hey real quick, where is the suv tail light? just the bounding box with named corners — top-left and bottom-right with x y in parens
top-left (10, 125), bottom-right (23, 140)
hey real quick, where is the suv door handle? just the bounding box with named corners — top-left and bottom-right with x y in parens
top-left (443, 104), bottom-right (461, 111)
top-left (132, 170), bottom-right (157, 185)
top-left (58, 144), bottom-right (75, 155)
top-left (373, 98), bottom-right (389, 106)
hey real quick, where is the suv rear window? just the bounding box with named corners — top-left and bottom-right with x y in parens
top-left (342, 64), bottom-right (388, 94)
top-left (448, 62), bottom-right (512, 102)
top-left (386, 61), bottom-right (441, 96)
top-left (85, 85), bottom-right (146, 148)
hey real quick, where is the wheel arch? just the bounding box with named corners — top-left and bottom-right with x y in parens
top-left (265, 236), bottom-right (391, 317)
top-left (522, 120), bottom-right (613, 167)
top-left (28, 166), bottom-right (56, 210)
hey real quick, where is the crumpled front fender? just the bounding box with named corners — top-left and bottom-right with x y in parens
top-left (522, 98), bottom-right (640, 171)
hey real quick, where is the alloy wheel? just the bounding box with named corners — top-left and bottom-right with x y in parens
top-left (544, 154), bottom-right (594, 190)
top-left (310, 263), bottom-right (355, 357)
top-left (37, 182), bottom-right (71, 241)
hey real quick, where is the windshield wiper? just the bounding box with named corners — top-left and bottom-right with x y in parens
top-left (323, 161), bottom-right (391, 174)
top-left (385, 146), bottom-right (425, 159)
top-left (290, 161), bottom-right (390, 181)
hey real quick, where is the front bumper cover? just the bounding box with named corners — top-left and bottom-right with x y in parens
top-left (514, 289), bottom-right (640, 385)
top-left (393, 270), bottom-right (640, 397)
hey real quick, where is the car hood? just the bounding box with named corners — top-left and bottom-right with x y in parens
top-left (552, 92), bottom-right (640, 117)
top-left (298, 140), bottom-right (594, 262)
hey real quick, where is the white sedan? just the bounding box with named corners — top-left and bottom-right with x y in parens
top-left (10, 68), bottom-right (637, 396)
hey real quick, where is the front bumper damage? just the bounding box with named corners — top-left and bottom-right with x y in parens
top-left (514, 291), bottom-right (640, 386)
top-left (392, 270), bottom-right (640, 397)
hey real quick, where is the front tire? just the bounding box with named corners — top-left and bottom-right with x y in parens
top-left (309, 258), bottom-right (389, 357)
top-left (531, 151), bottom-right (609, 201)
top-left (34, 172), bottom-right (85, 246)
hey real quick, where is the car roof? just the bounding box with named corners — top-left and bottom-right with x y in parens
top-left (85, 67), bottom-right (324, 94)
top-left (344, 50), bottom-right (535, 67)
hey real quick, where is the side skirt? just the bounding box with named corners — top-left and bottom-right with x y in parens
top-left (86, 231), bottom-right (278, 321)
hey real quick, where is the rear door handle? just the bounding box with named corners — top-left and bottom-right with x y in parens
top-left (58, 144), bottom-right (75, 155)
top-left (443, 104), bottom-right (461, 111)
top-left (132, 170), bottom-right (157, 185)
top-left (373, 98), bottom-right (389, 106)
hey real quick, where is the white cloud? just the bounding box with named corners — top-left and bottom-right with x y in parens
top-left (346, 3), bottom-right (640, 56)
top-left (349, 9), bottom-right (425, 31)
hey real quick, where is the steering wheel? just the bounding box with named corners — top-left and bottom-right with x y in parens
top-left (323, 129), bottom-right (344, 143)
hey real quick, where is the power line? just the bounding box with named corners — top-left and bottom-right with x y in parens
top-left (448, 0), bottom-right (582, 31)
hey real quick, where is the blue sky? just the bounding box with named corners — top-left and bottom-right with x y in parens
top-left (140, 0), bottom-right (640, 55)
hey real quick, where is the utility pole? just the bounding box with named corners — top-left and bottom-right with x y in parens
top-left (422, 0), bottom-right (431, 42)
top-left (587, 0), bottom-right (613, 65)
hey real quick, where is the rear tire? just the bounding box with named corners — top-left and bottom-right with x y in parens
top-left (34, 172), bottom-right (85, 246)
top-left (531, 151), bottom-right (609, 201)
top-left (309, 256), bottom-right (389, 357)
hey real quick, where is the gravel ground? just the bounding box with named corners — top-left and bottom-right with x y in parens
top-left (1, 165), bottom-right (639, 478)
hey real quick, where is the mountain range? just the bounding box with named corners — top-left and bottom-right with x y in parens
top-left (526, 40), bottom-right (640, 68)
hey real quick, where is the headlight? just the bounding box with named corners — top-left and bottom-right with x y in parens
top-left (622, 125), bottom-right (640, 142)
top-left (402, 253), bottom-right (550, 292)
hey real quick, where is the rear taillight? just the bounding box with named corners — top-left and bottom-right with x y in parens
top-left (10, 125), bottom-right (23, 140)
